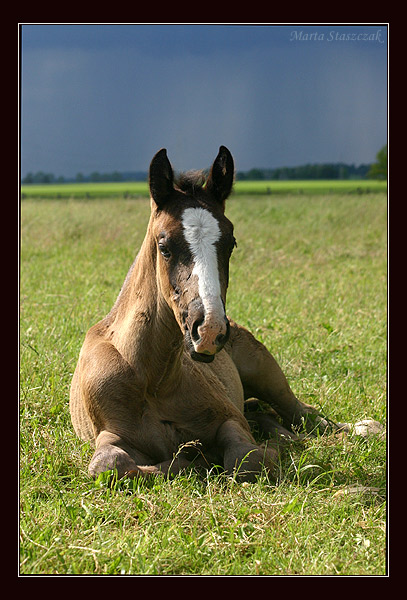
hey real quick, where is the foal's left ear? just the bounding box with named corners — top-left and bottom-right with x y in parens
top-left (149, 148), bottom-right (174, 209)
top-left (206, 146), bottom-right (234, 208)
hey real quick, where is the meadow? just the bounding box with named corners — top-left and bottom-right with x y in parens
top-left (21, 178), bottom-right (387, 199)
top-left (20, 190), bottom-right (387, 576)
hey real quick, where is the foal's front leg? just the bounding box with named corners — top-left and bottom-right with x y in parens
top-left (89, 431), bottom-right (162, 479)
top-left (90, 432), bottom-right (224, 480)
top-left (215, 419), bottom-right (279, 482)
top-left (228, 320), bottom-right (334, 434)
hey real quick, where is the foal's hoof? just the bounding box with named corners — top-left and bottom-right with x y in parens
top-left (125, 465), bottom-right (162, 479)
top-left (299, 412), bottom-right (340, 436)
top-left (229, 445), bottom-right (279, 483)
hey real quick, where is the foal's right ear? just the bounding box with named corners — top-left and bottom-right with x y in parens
top-left (149, 148), bottom-right (174, 209)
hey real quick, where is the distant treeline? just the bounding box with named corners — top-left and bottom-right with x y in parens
top-left (21, 170), bottom-right (148, 184)
top-left (236, 163), bottom-right (371, 181)
top-left (22, 162), bottom-right (373, 184)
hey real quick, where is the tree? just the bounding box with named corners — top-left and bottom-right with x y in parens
top-left (246, 168), bottom-right (265, 180)
top-left (22, 173), bottom-right (34, 184)
top-left (367, 144), bottom-right (387, 180)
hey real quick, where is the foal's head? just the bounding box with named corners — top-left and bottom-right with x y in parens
top-left (148, 146), bottom-right (236, 363)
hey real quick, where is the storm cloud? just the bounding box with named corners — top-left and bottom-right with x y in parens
top-left (21, 24), bottom-right (388, 177)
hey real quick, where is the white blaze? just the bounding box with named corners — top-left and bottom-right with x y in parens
top-left (182, 207), bottom-right (224, 316)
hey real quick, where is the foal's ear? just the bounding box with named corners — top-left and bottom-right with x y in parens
top-left (206, 146), bottom-right (234, 207)
top-left (149, 148), bottom-right (174, 209)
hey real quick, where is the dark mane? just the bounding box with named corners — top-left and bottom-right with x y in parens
top-left (174, 170), bottom-right (207, 195)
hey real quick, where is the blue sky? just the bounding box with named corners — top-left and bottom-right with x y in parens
top-left (21, 24), bottom-right (388, 177)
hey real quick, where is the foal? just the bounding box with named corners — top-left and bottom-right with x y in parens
top-left (70, 146), bottom-right (327, 482)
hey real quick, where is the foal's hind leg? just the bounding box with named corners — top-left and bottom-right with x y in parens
top-left (228, 320), bottom-right (333, 434)
top-left (244, 400), bottom-right (303, 442)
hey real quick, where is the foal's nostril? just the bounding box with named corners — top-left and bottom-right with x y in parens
top-left (191, 317), bottom-right (204, 342)
top-left (215, 333), bottom-right (226, 346)
top-left (215, 320), bottom-right (230, 347)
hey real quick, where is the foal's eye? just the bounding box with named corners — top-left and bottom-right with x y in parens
top-left (158, 242), bottom-right (171, 260)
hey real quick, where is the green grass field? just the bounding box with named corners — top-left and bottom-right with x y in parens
top-left (21, 178), bottom-right (387, 199)
top-left (20, 192), bottom-right (387, 575)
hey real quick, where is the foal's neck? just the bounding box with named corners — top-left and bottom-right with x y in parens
top-left (109, 222), bottom-right (184, 394)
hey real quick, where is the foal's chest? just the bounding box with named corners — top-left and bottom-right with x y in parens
top-left (181, 350), bottom-right (244, 414)
top-left (141, 350), bottom-right (245, 459)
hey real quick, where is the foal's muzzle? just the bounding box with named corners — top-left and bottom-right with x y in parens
top-left (183, 299), bottom-right (230, 363)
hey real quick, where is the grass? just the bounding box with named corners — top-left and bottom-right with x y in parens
top-left (20, 193), bottom-right (387, 575)
top-left (20, 178), bottom-right (387, 199)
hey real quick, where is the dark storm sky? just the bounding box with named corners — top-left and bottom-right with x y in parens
top-left (21, 23), bottom-right (388, 177)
